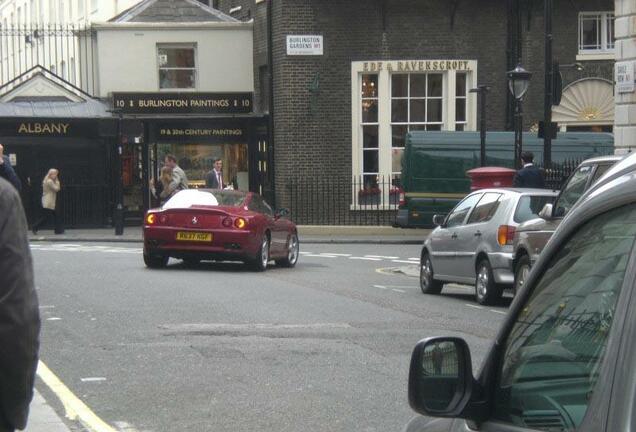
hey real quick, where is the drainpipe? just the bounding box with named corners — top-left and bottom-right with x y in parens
top-left (267, 0), bottom-right (276, 207)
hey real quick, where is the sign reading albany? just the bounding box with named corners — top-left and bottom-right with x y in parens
top-left (113, 92), bottom-right (253, 114)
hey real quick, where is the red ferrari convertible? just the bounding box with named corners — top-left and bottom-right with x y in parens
top-left (143, 189), bottom-right (299, 271)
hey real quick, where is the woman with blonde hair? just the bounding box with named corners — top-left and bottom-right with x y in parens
top-left (32, 168), bottom-right (62, 234)
top-left (149, 166), bottom-right (176, 206)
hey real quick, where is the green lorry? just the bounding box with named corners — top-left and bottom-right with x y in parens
top-left (396, 131), bottom-right (615, 228)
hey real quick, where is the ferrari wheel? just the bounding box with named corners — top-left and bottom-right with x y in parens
top-left (143, 250), bottom-right (168, 269)
top-left (249, 235), bottom-right (270, 272)
top-left (276, 233), bottom-right (299, 268)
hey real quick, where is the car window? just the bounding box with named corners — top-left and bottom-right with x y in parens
top-left (514, 195), bottom-right (555, 223)
top-left (553, 166), bottom-right (592, 217)
top-left (466, 193), bottom-right (502, 224)
top-left (248, 195), bottom-right (273, 216)
top-left (492, 204), bottom-right (636, 431)
top-left (261, 199), bottom-right (274, 217)
top-left (446, 194), bottom-right (482, 228)
top-left (590, 162), bottom-right (613, 184)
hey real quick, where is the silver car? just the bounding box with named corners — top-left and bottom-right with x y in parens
top-left (420, 188), bottom-right (557, 305)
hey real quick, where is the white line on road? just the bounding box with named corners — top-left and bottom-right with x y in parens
top-left (465, 304), bottom-right (484, 310)
top-left (321, 253), bottom-right (352, 257)
top-left (408, 258), bottom-right (419, 261)
top-left (373, 285), bottom-right (388, 290)
top-left (39, 305), bottom-right (55, 309)
top-left (391, 289), bottom-right (406, 293)
top-left (81, 377), bottom-right (107, 383)
top-left (349, 257), bottom-right (382, 261)
top-left (46, 317), bottom-right (62, 321)
top-left (392, 259), bottom-right (417, 264)
top-left (303, 254), bottom-right (338, 258)
top-left (364, 255), bottom-right (399, 259)
top-left (490, 309), bottom-right (508, 315)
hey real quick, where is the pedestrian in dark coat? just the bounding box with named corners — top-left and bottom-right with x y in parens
top-left (513, 151), bottom-right (546, 188)
top-left (0, 144), bottom-right (21, 192)
top-left (0, 177), bottom-right (40, 432)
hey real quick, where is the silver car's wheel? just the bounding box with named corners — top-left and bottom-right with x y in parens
top-left (513, 255), bottom-right (531, 295)
top-left (420, 253), bottom-right (443, 294)
top-left (277, 233), bottom-right (299, 268)
top-left (475, 259), bottom-right (502, 305)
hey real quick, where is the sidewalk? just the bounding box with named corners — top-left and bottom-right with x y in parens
top-left (29, 225), bottom-right (431, 244)
top-left (25, 390), bottom-right (74, 432)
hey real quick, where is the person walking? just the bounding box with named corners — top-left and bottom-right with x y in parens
top-left (0, 144), bottom-right (21, 191)
top-left (513, 151), bottom-right (546, 188)
top-left (0, 177), bottom-right (41, 432)
top-left (205, 158), bottom-right (224, 189)
top-left (163, 154), bottom-right (188, 191)
top-left (150, 166), bottom-right (177, 206)
top-left (32, 169), bottom-right (62, 234)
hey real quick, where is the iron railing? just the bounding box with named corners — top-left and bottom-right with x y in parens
top-left (0, 24), bottom-right (97, 94)
top-left (51, 184), bottom-right (109, 228)
top-left (286, 176), bottom-right (400, 226)
top-left (540, 158), bottom-right (582, 190)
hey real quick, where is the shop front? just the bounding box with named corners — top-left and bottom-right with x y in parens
top-left (112, 92), bottom-right (271, 222)
top-left (0, 117), bottom-right (117, 228)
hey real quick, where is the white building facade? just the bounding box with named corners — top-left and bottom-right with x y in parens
top-left (614, 0), bottom-right (636, 151)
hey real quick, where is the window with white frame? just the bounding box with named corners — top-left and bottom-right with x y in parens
top-left (579, 12), bottom-right (614, 54)
top-left (352, 60), bottom-right (476, 207)
top-left (157, 44), bottom-right (197, 90)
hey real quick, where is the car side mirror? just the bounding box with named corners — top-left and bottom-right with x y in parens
top-left (432, 214), bottom-right (446, 227)
top-left (408, 337), bottom-right (475, 418)
top-left (538, 203), bottom-right (553, 220)
top-left (275, 208), bottom-right (290, 219)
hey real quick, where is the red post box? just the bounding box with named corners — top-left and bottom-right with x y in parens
top-left (466, 167), bottom-right (516, 191)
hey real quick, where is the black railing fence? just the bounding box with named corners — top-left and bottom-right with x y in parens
top-left (0, 25), bottom-right (97, 94)
top-left (540, 158), bottom-right (582, 191)
top-left (285, 161), bottom-right (583, 226)
top-left (286, 176), bottom-right (400, 226)
top-left (55, 184), bottom-right (109, 228)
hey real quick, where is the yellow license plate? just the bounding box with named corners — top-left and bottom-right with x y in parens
top-left (176, 232), bottom-right (212, 242)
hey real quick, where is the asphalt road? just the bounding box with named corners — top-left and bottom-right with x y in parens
top-left (30, 242), bottom-right (508, 432)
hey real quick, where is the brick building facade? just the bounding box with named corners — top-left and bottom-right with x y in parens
top-left (216, 0), bottom-right (615, 224)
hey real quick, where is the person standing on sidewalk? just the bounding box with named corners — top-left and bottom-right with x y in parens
top-left (163, 154), bottom-right (189, 191)
top-left (32, 169), bottom-right (63, 234)
top-left (0, 144), bottom-right (21, 192)
top-left (512, 151), bottom-right (545, 188)
top-left (0, 177), bottom-right (41, 432)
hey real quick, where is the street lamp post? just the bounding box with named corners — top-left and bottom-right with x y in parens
top-left (469, 85), bottom-right (491, 167)
top-left (507, 64), bottom-right (532, 170)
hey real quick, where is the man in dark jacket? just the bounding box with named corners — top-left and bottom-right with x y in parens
top-left (512, 151), bottom-right (545, 188)
top-left (0, 144), bottom-right (21, 191)
top-left (0, 177), bottom-right (40, 432)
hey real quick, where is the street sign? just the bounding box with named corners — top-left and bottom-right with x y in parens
top-left (286, 35), bottom-right (323, 56)
top-left (616, 61), bottom-right (635, 93)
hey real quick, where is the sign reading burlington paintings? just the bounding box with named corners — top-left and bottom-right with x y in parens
top-left (156, 121), bottom-right (247, 143)
top-left (112, 92), bottom-right (253, 115)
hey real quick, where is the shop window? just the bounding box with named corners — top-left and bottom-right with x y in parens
top-left (455, 73), bottom-right (467, 131)
top-left (157, 44), bottom-right (197, 90)
top-left (361, 74), bottom-right (379, 190)
top-left (579, 12), bottom-right (614, 54)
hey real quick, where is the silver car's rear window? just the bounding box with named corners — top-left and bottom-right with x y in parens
top-left (514, 195), bottom-right (555, 223)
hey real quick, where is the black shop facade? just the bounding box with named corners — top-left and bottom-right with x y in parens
top-left (112, 91), bottom-right (271, 225)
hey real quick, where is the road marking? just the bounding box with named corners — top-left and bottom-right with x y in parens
top-left (39, 305), bottom-right (55, 309)
top-left (81, 377), bottom-right (107, 383)
top-left (303, 254), bottom-right (338, 258)
top-left (364, 255), bottom-right (399, 259)
top-left (349, 257), bottom-right (382, 261)
top-left (392, 259), bottom-right (417, 264)
top-left (490, 309), bottom-right (508, 315)
top-left (37, 361), bottom-right (118, 432)
top-left (46, 317), bottom-right (62, 321)
top-left (299, 251), bottom-right (312, 255)
top-left (465, 304), bottom-right (484, 310)
top-left (321, 253), bottom-right (352, 257)
top-left (373, 285), bottom-right (388, 290)
top-left (391, 289), bottom-right (406, 293)
top-left (408, 258), bottom-right (419, 261)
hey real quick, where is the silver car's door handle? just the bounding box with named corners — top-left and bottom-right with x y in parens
top-left (451, 233), bottom-right (458, 239)
top-left (474, 231), bottom-right (482, 237)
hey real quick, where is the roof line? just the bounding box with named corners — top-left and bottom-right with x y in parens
top-left (181, 0), bottom-right (239, 22)
top-left (0, 65), bottom-right (94, 100)
top-left (110, 0), bottom-right (159, 22)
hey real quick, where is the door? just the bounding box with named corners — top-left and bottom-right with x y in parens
top-left (476, 203), bottom-right (636, 431)
top-left (431, 193), bottom-right (481, 279)
top-left (457, 192), bottom-right (503, 280)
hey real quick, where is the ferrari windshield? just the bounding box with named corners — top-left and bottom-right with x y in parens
top-left (163, 189), bottom-right (247, 210)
